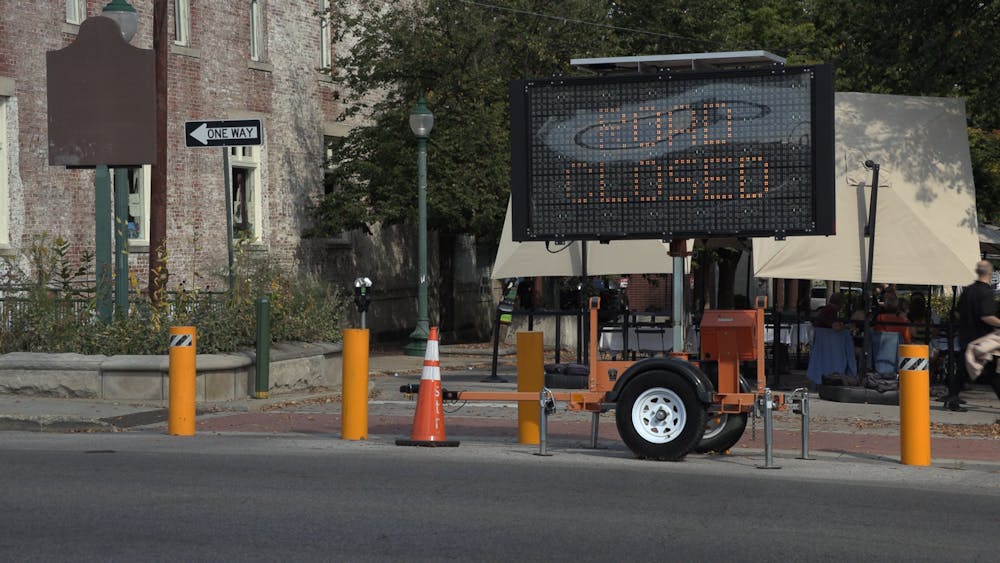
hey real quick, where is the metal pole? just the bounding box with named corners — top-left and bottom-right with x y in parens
top-left (95, 165), bottom-right (112, 324)
top-left (861, 161), bottom-right (881, 381)
top-left (534, 389), bottom-right (553, 457)
top-left (113, 167), bottom-right (130, 317)
top-left (555, 314), bottom-right (562, 364)
top-left (590, 412), bottom-right (600, 448)
top-left (405, 136), bottom-right (430, 356)
top-left (254, 296), bottom-right (270, 399)
top-left (482, 310), bottom-right (508, 383)
top-left (223, 148), bottom-right (234, 291)
top-left (795, 388), bottom-right (814, 460)
top-left (757, 388), bottom-right (781, 469)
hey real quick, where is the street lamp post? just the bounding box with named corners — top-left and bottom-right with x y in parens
top-left (102, 0), bottom-right (138, 321)
top-left (404, 96), bottom-right (434, 357)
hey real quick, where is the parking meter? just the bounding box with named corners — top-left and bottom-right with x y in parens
top-left (354, 277), bottom-right (373, 329)
top-left (498, 279), bottom-right (517, 324)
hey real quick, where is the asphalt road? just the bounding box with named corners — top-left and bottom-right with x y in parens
top-left (3, 433), bottom-right (999, 562)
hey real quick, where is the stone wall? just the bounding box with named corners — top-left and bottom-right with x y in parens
top-left (0, 342), bottom-right (341, 401)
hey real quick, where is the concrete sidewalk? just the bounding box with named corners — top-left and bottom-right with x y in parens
top-left (1, 346), bottom-right (998, 467)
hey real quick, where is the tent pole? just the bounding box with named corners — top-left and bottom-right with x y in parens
top-left (860, 161), bottom-right (881, 382)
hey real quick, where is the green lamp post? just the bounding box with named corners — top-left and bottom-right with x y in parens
top-left (100, 0), bottom-right (139, 321)
top-left (404, 96), bottom-right (434, 356)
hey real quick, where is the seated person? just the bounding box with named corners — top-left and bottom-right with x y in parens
top-left (814, 292), bottom-right (846, 330)
top-left (873, 294), bottom-right (911, 343)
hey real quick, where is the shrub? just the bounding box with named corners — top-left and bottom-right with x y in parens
top-left (0, 235), bottom-right (347, 355)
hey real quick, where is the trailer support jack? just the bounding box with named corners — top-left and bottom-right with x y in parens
top-left (756, 388), bottom-right (780, 469)
top-left (535, 388), bottom-right (555, 457)
top-left (790, 388), bottom-right (814, 460)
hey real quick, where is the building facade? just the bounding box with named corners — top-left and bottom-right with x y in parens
top-left (1, 0), bottom-right (347, 286)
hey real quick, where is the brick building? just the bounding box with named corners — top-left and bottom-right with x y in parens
top-left (0, 1), bottom-right (495, 343)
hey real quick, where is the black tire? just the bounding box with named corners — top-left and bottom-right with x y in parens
top-left (694, 367), bottom-right (750, 453)
top-left (544, 372), bottom-right (588, 389)
top-left (694, 412), bottom-right (748, 453)
top-left (615, 370), bottom-right (707, 461)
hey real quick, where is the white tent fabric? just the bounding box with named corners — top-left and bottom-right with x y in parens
top-left (753, 92), bottom-right (980, 286)
top-left (491, 199), bottom-right (682, 279)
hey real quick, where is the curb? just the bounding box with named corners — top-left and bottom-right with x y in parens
top-left (0, 415), bottom-right (115, 433)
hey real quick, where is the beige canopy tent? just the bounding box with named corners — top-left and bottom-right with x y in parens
top-left (491, 198), bottom-right (685, 279)
top-left (753, 92), bottom-right (980, 286)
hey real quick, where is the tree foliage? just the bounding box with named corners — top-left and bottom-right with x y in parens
top-left (314, 0), bottom-right (1000, 242)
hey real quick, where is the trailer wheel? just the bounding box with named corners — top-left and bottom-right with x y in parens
top-left (615, 370), bottom-right (707, 461)
top-left (694, 413), bottom-right (748, 453)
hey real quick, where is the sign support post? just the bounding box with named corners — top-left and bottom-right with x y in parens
top-left (223, 148), bottom-right (234, 290)
top-left (95, 165), bottom-right (113, 324)
top-left (185, 118), bottom-right (263, 292)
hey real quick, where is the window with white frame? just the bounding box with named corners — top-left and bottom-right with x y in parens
top-left (111, 165), bottom-right (151, 246)
top-left (319, 0), bottom-right (332, 68)
top-left (250, 0), bottom-right (265, 61)
top-left (0, 98), bottom-right (9, 247)
top-left (66, 0), bottom-right (87, 25)
top-left (229, 146), bottom-right (262, 241)
top-left (174, 0), bottom-right (191, 46)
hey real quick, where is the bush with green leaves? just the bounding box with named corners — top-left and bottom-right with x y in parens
top-left (0, 235), bottom-right (346, 355)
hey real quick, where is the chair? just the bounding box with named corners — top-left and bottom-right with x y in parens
top-left (869, 331), bottom-right (900, 377)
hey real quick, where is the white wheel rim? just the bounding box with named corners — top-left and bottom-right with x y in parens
top-left (702, 414), bottom-right (728, 440)
top-left (631, 387), bottom-right (687, 444)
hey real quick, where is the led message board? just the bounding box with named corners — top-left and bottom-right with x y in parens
top-left (509, 65), bottom-right (835, 241)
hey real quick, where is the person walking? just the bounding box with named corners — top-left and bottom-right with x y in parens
top-left (945, 260), bottom-right (1000, 411)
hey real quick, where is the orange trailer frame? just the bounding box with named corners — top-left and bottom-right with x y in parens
top-left (451, 297), bottom-right (783, 415)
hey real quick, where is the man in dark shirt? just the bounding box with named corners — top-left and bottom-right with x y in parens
top-left (946, 260), bottom-right (1000, 411)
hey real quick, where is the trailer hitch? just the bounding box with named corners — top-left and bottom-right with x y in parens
top-left (399, 384), bottom-right (459, 401)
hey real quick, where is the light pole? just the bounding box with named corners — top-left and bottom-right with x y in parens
top-left (102, 0), bottom-right (138, 321)
top-left (404, 96), bottom-right (434, 357)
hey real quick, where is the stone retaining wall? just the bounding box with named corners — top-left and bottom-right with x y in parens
top-left (0, 342), bottom-right (342, 401)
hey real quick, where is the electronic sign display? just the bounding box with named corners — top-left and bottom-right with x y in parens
top-left (509, 65), bottom-right (835, 241)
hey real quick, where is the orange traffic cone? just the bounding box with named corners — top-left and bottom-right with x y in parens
top-left (396, 327), bottom-right (460, 447)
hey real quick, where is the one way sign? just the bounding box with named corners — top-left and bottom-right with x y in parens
top-left (185, 119), bottom-right (263, 148)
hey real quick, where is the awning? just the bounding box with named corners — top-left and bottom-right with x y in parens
top-left (753, 92), bottom-right (979, 286)
top-left (491, 199), bottom-right (682, 279)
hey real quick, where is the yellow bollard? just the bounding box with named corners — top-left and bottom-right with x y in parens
top-left (168, 326), bottom-right (197, 436)
top-left (899, 344), bottom-right (931, 466)
top-left (342, 328), bottom-right (369, 440)
top-left (517, 331), bottom-right (544, 444)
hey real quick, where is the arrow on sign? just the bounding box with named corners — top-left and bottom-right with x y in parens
top-left (189, 123), bottom-right (260, 145)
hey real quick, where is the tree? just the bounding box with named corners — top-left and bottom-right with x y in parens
top-left (313, 0), bottom-right (621, 243)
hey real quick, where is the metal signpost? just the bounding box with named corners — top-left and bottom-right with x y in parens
top-left (185, 119), bottom-right (264, 289)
